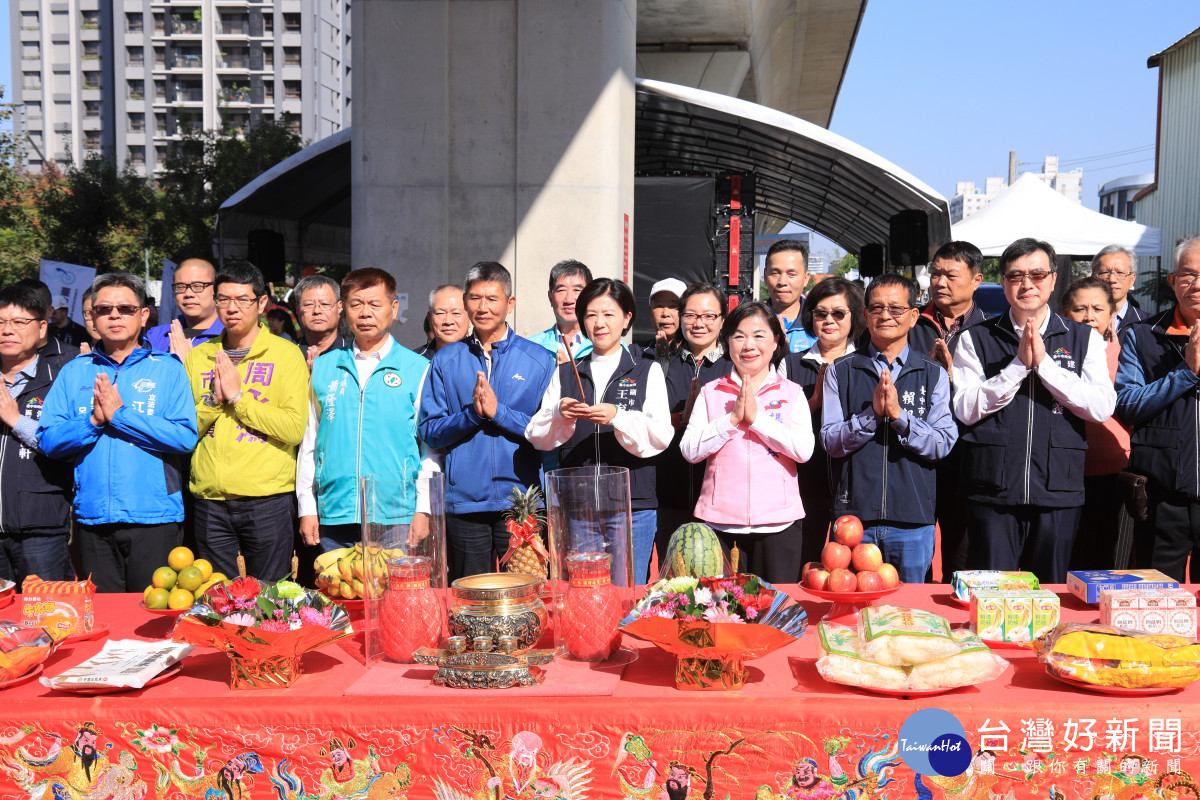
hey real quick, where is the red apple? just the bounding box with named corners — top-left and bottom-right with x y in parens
top-left (827, 568), bottom-right (857, 593)
top-left (821, 542), bottom-right (852, 571)
top-left (833, 515), bottom-right (864, 548)
top-left (802, 568), bottom-right (830, 591)
top-left (801, 562), bottom-right (823, 581)
top-left (851, 542), bottom-right (883, 573)
top-left (856, 571), bottom-right (883, 592)
top-left (877, 563), bottom-right (900, 589)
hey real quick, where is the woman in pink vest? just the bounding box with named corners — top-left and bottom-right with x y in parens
top-left (680, 301), bottom-right (815, 583)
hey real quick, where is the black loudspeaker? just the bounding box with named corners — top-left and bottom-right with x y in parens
top-left (247, 229), bottom-right (286, 283)
top-left (888, 209), bottom-right (930, 267)
top-left (860, 243), bottom-right (885, 278)
top-left (713, 173), bottom-right (755, 304)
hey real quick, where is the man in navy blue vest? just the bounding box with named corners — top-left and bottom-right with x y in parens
top-left (821, 273), bottom-right (958, 583)
top-left (1114, 236), bottom-right (1200, 581)
top-left (907, 241), bottom-right (988, 580)
top-left (952, 238), bottom-right (1116, 583)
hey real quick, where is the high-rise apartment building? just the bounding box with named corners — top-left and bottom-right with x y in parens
top-left (10, 0), bottom-right (351, 176)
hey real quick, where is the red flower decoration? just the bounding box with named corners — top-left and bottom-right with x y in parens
top-left (228, 576), bottom-right (261, 599)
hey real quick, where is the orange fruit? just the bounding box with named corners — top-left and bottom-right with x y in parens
top-left (167, 547), bottom-right (194, 572)
top-left (145, 588), bottom-right (170, 610)
top-left (177, 565), bottom-right (204, 593)
top-left (192, 559), bottom-right (213, 582)
top-left (210, 573), bottom-right (229, 585)
top-left (143, 585), bottom-right (155, 603)
top-left (167, 587), bottom-right (194, 610)
top-left (152, 566), bottom-right (178, 590)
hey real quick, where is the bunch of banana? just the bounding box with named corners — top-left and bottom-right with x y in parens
top-left (313, 543), bottom-right (406, 600)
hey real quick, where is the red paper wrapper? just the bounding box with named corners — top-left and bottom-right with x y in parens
top-left (172, 606), bottom-right (352, 689)
top-left (621, 616), bottom-right (796, 690)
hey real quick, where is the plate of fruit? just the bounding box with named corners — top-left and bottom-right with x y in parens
top-left (314, 543), bottom-right (400, 605)
top-left (141, 547), bottom-right (230, 613)
top-left (798, 516), bottom-right (902, 622)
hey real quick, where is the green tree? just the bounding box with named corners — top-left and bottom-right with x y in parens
top-left (159, 119), bottom-right (303, 261)
top-left (36, 151), bottom-right (162, 274)
top-left (831, 253), bottom-right (858, 277)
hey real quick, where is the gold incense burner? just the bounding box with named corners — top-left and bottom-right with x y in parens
top-left (447, 573), bottom-right (548, 651)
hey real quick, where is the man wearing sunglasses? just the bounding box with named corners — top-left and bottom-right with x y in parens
top-left (0, 285), bottom-right (75, 585)
top-left (145, 258), bottom-right (224, 357)
top-left (951, 238), bottom-right (1116, 583)
top-left (184, 261), bottom-right (309, 582)
top-left (38, 273), bottom-right (199, 592)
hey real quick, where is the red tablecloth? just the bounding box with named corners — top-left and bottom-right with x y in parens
top-left (0, 585), bottom-right (1197, 800)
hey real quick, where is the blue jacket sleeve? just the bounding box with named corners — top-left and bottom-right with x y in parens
top-left (37, 365), bottom-right (103, 459)
top-left (490, 355), bottom-right (553, 440)
top-left (1114, 326), bottom-right (1200, 427)
top-left (107, 363), bottom-right (199, 455)
top-left (819, 361), bottom-right (877, 458)
top-left (417, 358), bottom-right (484, 449)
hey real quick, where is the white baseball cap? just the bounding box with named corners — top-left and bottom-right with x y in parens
top-left (649, 278), bottom-right (687, 301)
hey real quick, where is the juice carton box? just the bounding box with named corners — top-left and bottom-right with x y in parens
top-left (971, 589), bottom-right (1060, 643)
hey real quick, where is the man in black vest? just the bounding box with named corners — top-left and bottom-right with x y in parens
top-left (1115, 235), bottom-right (1200, 581)
top-left (951, 238), bottom-right (1116, 582)
top-left (908, 241), bottom-right (988, 580)
top-left (0, 285), bottom-right (76, 584)
top-left (820, 273), bottom-right (958, 584)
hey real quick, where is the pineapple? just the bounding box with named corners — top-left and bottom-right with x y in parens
top-left (501, 486), bottom-right (549, 579)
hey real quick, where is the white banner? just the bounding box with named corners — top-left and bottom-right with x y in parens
top-left (159, 259), bottom-right (178, 322)
top-left (39, 259), bottom-right (96, 325)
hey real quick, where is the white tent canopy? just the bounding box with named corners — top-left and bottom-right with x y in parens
top-left (951, 172), bottom-right (1161, 258)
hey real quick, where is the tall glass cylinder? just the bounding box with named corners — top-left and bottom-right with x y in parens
top-left (546, 466), bottom-right (635, 662)
top-left (362, 469), bottom-right (447, 665)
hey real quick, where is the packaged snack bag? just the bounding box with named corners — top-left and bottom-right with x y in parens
top-left (859, 605), bottom-right (960, 666)
top-left (0, 621), bottom-right (55, 680)
top-left (20, 576), bottom-right (96, 641)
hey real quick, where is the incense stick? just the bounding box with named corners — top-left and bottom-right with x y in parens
top-left (560, 333), bottom-right (587, 400)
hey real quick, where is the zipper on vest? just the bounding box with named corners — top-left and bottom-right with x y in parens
top-left (1023, 371), bottom-right (1034, 505)
top-left (0, 431), bottom-right (7, 529)
top-left (881, 426), bottom-right (888, 518)
top-left (355, 379), bottom-right (366, 518)
top-left (1194, 393), bottom-right (1199, 497)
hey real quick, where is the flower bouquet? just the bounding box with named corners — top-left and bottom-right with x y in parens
top-left (619, 574), bottom-right (807, 690)
top-left (172, 577), bottom-right (353, 689)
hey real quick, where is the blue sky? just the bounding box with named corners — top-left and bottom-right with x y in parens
top-left (1, 2), bottom-right (1195, 257)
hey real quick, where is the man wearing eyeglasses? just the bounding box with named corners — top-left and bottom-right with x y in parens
top-left (184, 261), bottom-right (309, 582)
top-left (145, 259), bottom-right (224, 356)
top-left (0, 285), bottom-right (76, 585)
top-left (952, 238), bottom-right (1116, 583)
top-left (1115, 236), bottom-right (1200, 581)
top-left (292, 274), bottom-right (346, 370)
top-left (38, 273), bottom-right (199, 592)
top-left (821, 274), bottom-right (958, 584)
top-left (1091, 245), bottom-right (1146, 334)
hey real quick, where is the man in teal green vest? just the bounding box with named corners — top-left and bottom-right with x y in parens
top-left (296, 268), bottom-right (430, 551)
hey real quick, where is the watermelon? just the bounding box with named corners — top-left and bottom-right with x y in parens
top-left (662, 523), bottom-right (724, 578)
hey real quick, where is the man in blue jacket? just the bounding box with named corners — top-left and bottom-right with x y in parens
top-left (419, 262), bottom-right (556, 580)
top-left (38, 272), bottom-right (198, 593)
top-left (1115, 236), bottom-right (1200, 581)
top-left (297, 268), bottom-right (430, 552)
